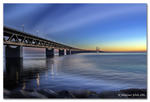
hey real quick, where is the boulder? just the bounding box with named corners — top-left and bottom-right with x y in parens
top-left (9, 90), bottom-right (47, 98)
top-left (4, 89), bottom-right (11, 98)
top-left (88, 93), bottom-right (99, 98)
top-left (37, 89), bottom-right (58, 98)
top-left (58, 90), bottom-right (75, 98)
top-left (71, 90), bottom-right (97, 98)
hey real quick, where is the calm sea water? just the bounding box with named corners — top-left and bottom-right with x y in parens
top-left (4, 52), bottom-right (147, 92)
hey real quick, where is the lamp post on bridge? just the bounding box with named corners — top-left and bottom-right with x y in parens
top-left (20, 24), bottom-right (24, 32)
top-left (36, 30), bottom-right (39, 37)
top-left (96, 46), bottom-right (100, 53)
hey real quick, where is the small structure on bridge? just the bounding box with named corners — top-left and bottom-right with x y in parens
top-left (96, 47), bottom-right (100, 53)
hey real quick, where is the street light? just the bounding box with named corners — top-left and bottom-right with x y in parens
top-left (36, 30), bottom-right (39, 37)
top-left (21, 24), bottom-right (24, 32)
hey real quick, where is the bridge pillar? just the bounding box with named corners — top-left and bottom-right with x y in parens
top-left (66, 50), bottom-right (71, 55)
top-left (4, 58), bottom-right (23, 89)
top-left (46, 48), bottom-right (54, 57)
top-left (5, 45), bottom-right (23, 58)
top-left (59, 49), bottom-right (64, 56)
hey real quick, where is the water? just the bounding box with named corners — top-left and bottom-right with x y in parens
top-left (4, 52), bottom-right (147, 92)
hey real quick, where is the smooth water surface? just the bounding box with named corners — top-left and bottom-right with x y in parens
top-left (4, 52), bottom-right (147, 92)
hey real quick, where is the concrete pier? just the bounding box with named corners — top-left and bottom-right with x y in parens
top-left (5, 45), bottom-right (23, 58)
top-left (4, 58), bottom-right (23, 89)
top-left (66, 50), bottom-right (71, 55)
top-left (46, 48), bottom-right (54, 57)
top-left (59, 49), bottom-right (64, 56)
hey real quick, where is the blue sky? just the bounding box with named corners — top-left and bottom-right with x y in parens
top-left (4, 4), bottom-right (147, 52)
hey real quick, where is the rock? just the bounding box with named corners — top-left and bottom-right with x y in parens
top-left (58, 90), bottom-right (75, 98)
top-left (88, 93), bottom-right (99, 98)
top-left (9, 90), bottom-right (28, 98)
top-left (37, 89), bottom-right (58, 98)
top-left (71, 90), bottom-right (97, 98)
top-left (26, 91), bottom-right (48, 98)
top-left (9, 90), bottom-right (47, 98)
top-left (4, 88), bottom-right (147, 99)
top-left (4, 89), bottom-right (11, 98)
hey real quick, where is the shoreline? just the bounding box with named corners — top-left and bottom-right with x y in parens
top-left (4, 88), bottom-right (147, 99)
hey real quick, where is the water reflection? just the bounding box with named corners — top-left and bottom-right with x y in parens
top-left (46, 58), bottom-right (58, 79)
top-left (36, 73), bottom-right (40, 87)
top-left (4, 58), bottom-right (23, 90)
top-left (4, 53), bottom-right (147, 92)
top-left (4, 56), bottom-right (58, 90)
top-left (45, 71), bottom-right (48, 80)
top-left (22, 80), bottom-right (26, 90)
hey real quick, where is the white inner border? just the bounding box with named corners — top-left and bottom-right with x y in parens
top-left (0, 0), bottom-right (149, 102)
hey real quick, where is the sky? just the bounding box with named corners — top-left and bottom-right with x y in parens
top-left (4, 4), bottom-right (147, 52)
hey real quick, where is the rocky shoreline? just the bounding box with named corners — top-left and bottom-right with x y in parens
top-left (4, 88), bottom-right (147, 99)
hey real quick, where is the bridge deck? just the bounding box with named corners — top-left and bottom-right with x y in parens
top-left (4, 26), bottom-right (81, 50)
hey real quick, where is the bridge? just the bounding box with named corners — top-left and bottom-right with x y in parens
top-left (3, 26), bottom-right (101, 89)
top-left (3, 26), bottom-right (92, 58)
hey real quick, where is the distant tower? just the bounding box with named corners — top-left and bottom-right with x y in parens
top-left (96, 47), bottom-right (100, 53)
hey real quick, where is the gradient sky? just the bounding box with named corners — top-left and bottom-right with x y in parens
top-left (4, 4), bottom-right (147, 52)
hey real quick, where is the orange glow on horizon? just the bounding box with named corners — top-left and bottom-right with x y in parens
top-left (102, 46), bottom-right (146, 52)
top-left (84, 44), bottom-right (146, 52)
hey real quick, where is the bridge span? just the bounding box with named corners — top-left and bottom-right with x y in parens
top-left (3, 26), bottom-right (91, 58)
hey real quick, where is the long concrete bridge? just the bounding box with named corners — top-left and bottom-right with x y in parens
top-left (4, 26), bottom-right (93, 58)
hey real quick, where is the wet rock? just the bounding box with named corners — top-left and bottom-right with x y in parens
top-left (71, 90), bottom-right (97, 98)
top-left (26, 91), bottom-right (48, 98)
top-left (9, 90), bottom-right (47, 98)
top-left (58, 90), bottom-right (75, 98)
top-left (37, 89), bottom-right (58, 98)
top-left (4, 88), bottom-right (147, 99)
top-left (88, 93), bottom-right (99, 98)
top-left (9, 90), bottom-right (28, 98)
top-left (4, 89), bottom-right (11, 98)
top-left (24, 89), bottom-right (35, 92)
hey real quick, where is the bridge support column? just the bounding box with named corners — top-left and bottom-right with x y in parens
top-left (4, 57), bottom-right (23, 88)
top-left (5, 45), bottom-right (23, 58)
top-left (46, 48), bottom-right (54, 57)
top-left (66, 50), bottom-right (71, 55)
top-left (59, 49), bottom-right (64, 56)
